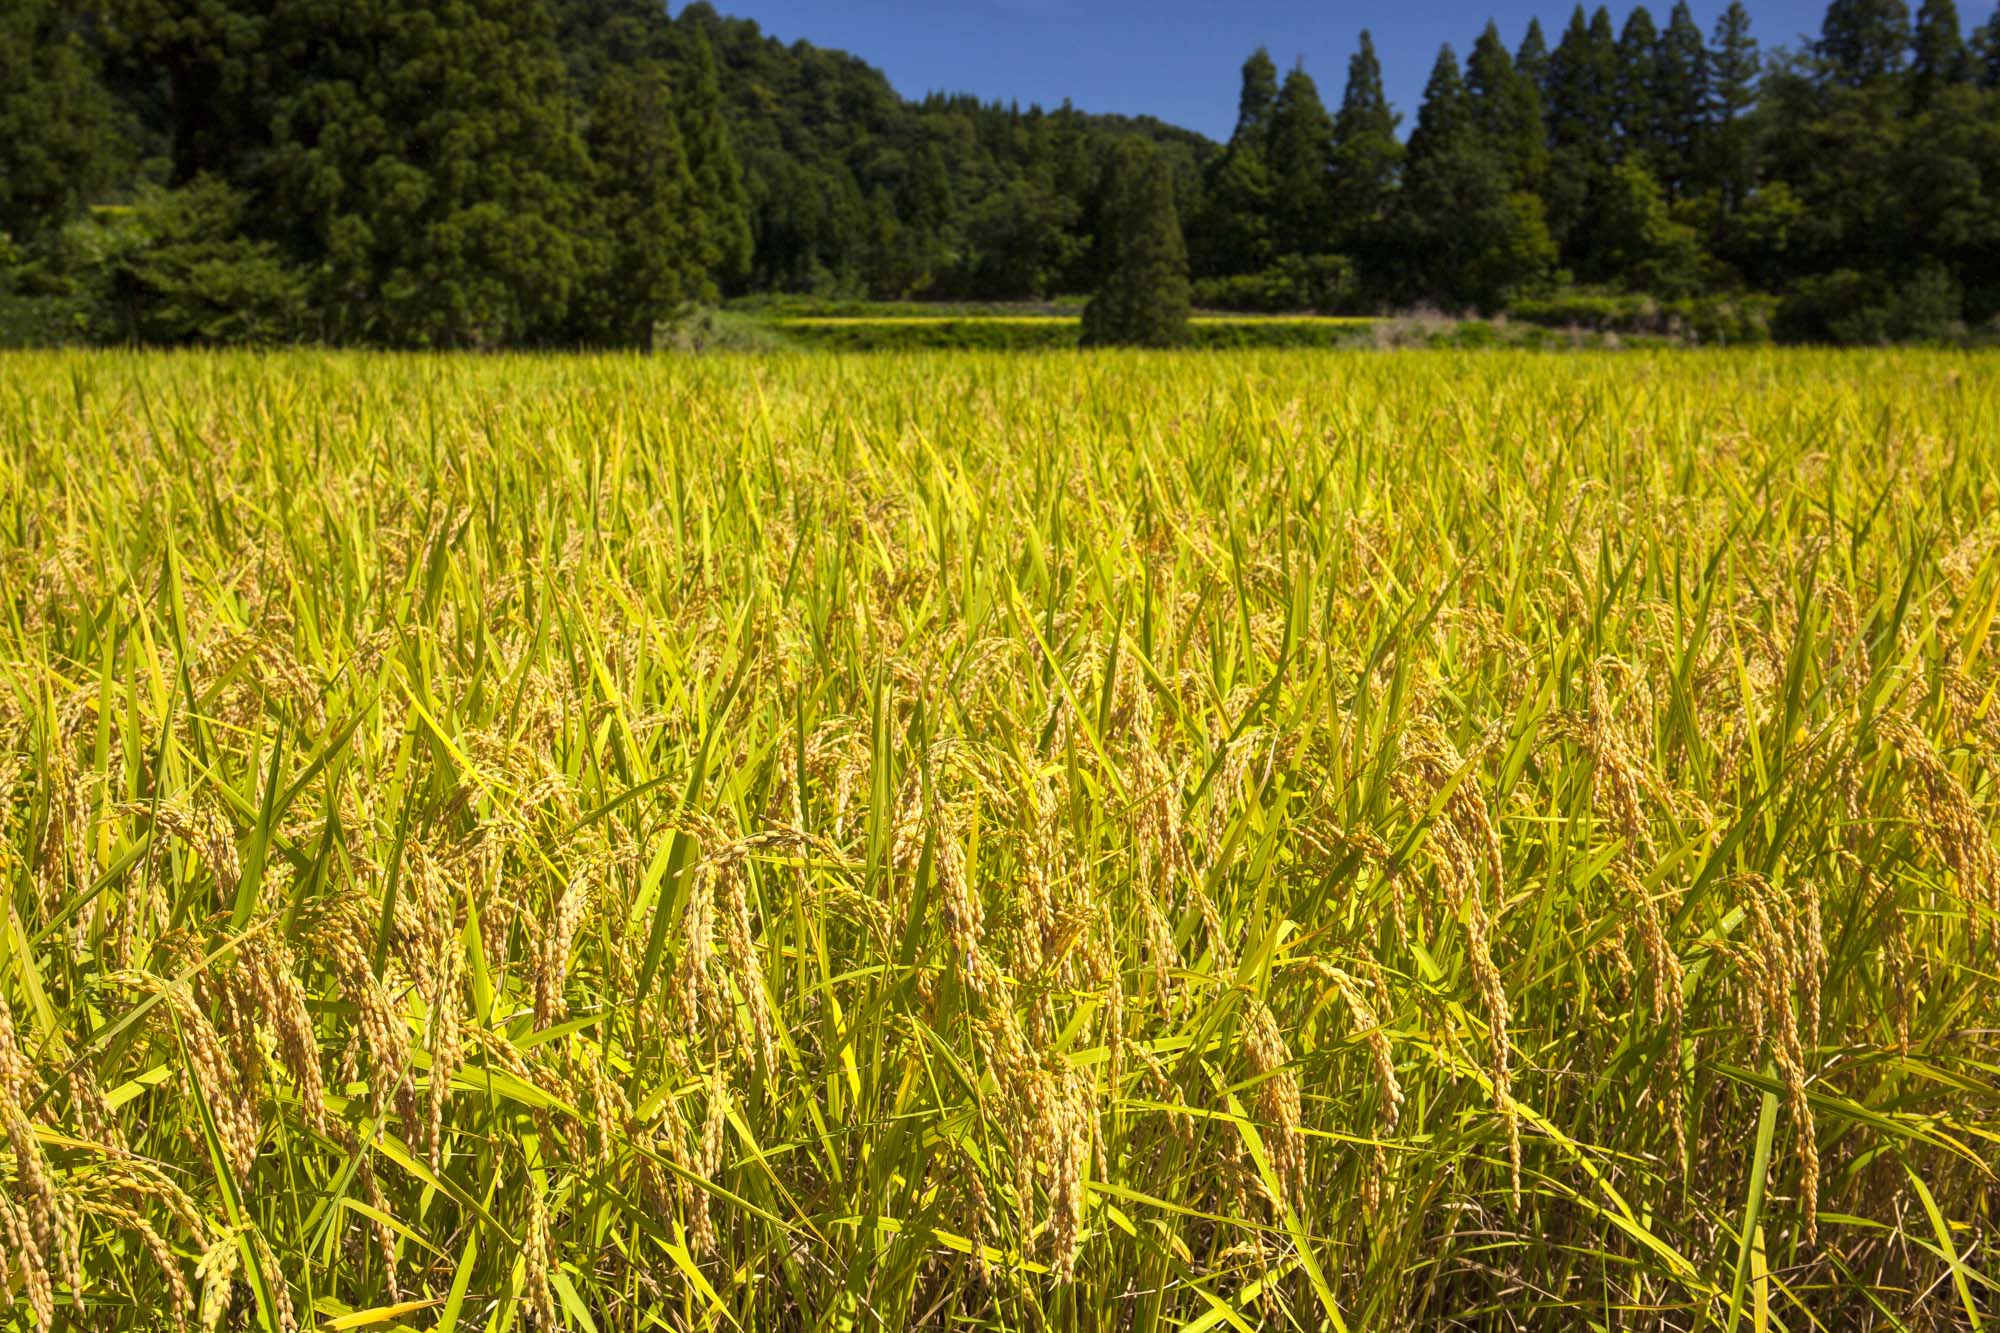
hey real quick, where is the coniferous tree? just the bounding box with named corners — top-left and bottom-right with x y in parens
top-left (1468, 21), bottom-right (1547, 190)
top-left (1265, 66), bottom-right (1336, 260)
top-left (1818, 0), bottom-right (1914, 85)
top-left (572, 61), bottom-right (702, 344)
top-left (1617, 7), bottom-right (1666, 170)
top-left (1979, 5), bottom-right (2000, 85)
top-left (264, 0), bottom-right (590, 346)
top-left (1234, 48), bottom-right (1282, 143)
top-left (1080, 140), bottom-right (1189, 347)
top-left (1912, 0), bottom-right (1974, 102)
top-left (675, 27), bottom-right (753, 291)
top-left (1195, 50), bottom-right (1280, 277)
top-left (1545, 6), bottom-right (1621, 249)
top-left (1517, 19), bottom-right (1553, 93)
top-left (1401, 44), bottom-right (1555, 309)
top-left (0, 0), bottom-right (124, 243)
top-left (893, 141), bottom-right (956, 288)
top-left (5, 0), bottom-right (1996, 345)
top-left (554, 0), bottom-right (675, 92)
top-left (1705, 1), bottom-right (1761, 207)
top-left (1330, 30), bottom-right (1404, 269)
top-left (97, 0), bottom-right (269, 188)
top-left (1656, 3), bottom-right (1710, 195)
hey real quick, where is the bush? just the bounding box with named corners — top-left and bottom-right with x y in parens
top-left (1511, 289), bottom-right (1656, 330)
top-left (777, 319), bottom-right (1078, 351)
top-left (1192, 254), bottom-right (1358, 314)
top-left (0, 230), bottom-right (95, 347)
top-left (1774, 268), bottom-right (1964, 345)
top-left (60, 181), bottom-right (306, 345)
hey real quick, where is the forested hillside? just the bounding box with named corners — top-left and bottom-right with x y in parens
top-left (2, 0), bottom-right (1997, 345)
top-left (678, 4), bottom-right (1212, 299)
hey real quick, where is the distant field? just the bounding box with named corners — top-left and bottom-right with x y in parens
top-left (2, 349), bottom-right (1997, 1330)
top-left (771, 312), bottom-right (1379, 349)
top-left (776, 314), bottom-right (1376, 326)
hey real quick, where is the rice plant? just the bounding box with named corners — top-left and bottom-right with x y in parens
top-left (1, 348), bottom-right (1994, 1330)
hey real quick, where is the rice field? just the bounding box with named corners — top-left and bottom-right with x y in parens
top-left (1, 348), bottom-right (1996, 1330)
top-left (769, 315), bottom-right (1377, 351)
top-left (772, 316), bottom-right (1375, 327)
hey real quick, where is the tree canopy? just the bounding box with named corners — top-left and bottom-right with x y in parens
top-left (2, 0), bottom-right (1996, 345)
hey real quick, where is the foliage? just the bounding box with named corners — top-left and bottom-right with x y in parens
top-left (1589, 159), bottom-right (1710, 297)
top-left (0, 0), bottom-right (1997, 343)
top-left (1329, 32), bottom-right (1403, 285)
top-left (1773, 264), bottom-right (1965, 341)
top-left (1080, 143), bottom-right (1191, 348)
top-left (771, 313), bottom-right (1378, 351)
top-left (1510, 285), bottom-right (1776, 340)
top-left (1264, 68), bottom-right (1337, 263)
top-left (655, 304), bottom-right (794, 353)
top-left (58, 182), bottom-right (305, 345)
top-left (680, 2), bottom-right (1207, 303)
top-left (1191, 255), bottom-right (1358, 314)
top-left (1400, 47), bottom-right (1558, 312)
top-left (0, 0), bottom-right (127, 244)
top-left (568, 62), bottom-right (705, 346)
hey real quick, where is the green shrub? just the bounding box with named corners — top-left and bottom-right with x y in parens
top-left (778, 319), bottom-right (1078, 351)
top-left (1191, 254), bottom-right (1358, 314)
top-left (63, 181), bottom-right (306, 345)
top-left (0, 231), bottom-right (94, 347)
top-left (1774, 268), bottom-right (1965, 345)
top-left (1188, 319), bottom-right (1371, 349)
top-left (1510, 289), bottom-right (1655, 330)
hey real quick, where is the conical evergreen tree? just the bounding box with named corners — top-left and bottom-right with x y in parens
top-left (572, 61), bottom-right (702, 344)
top-left (1265, 66), bottom-right (1336, 259)
top-left (1331, 30), bottom-right (1403, 259)
top-left (1233, 48), bottom-right (1281, 144)
top-left (1547, 9), bottom-right (1619, 147)
top-left (1710, 3), bottom-right (1761, 117)
top-left (1979, 4), bottom-right (2000, 86)
top-left (1080, 140), bottom-right (1189, 347)
top-left (1617, 7), bottom-right (1666, 169)
top-left (1195, 50), bottom-right (1280, 277)
top-left (1912, 0), bottom-right (1974, 102)
top-left (1401, 44), bottom-right (1554, 309)
top-left (1704, 0), bottom-right (1760, 206)
top-left (1517, 19), bottom-right (1553, 94)
top-left (1468, 21), bottom-right (1547, 190)
top-left (1819, 0), bottom-right (1913, 85)
top-left (1409, 45), bottom-right (1472, 154)
top-left (1656, 2), bottom-right (1710, 195)
top-left (1545, 6), bottom-right (1621, 247)
top-left (675, 26), bottom-right (753, 291)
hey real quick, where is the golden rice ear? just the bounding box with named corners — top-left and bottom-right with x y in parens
top-left (533, 872), bottom-right (592, 1031)
top-left (1879, 711), bottom-right (2000, 954)
top-left (523, 1183), bottom-right (557, 1329)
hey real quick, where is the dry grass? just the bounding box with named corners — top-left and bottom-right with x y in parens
top-left (0, 347), bottom-right (1996, 1330)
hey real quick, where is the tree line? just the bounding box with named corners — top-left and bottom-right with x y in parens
top-left (2, 0), bottom-right (1996, 347)
top-left (1180, 0), bottom-right (2000, 341)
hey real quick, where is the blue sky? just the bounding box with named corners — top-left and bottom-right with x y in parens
top-left (694, 2), bottom-right (1867, 140)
